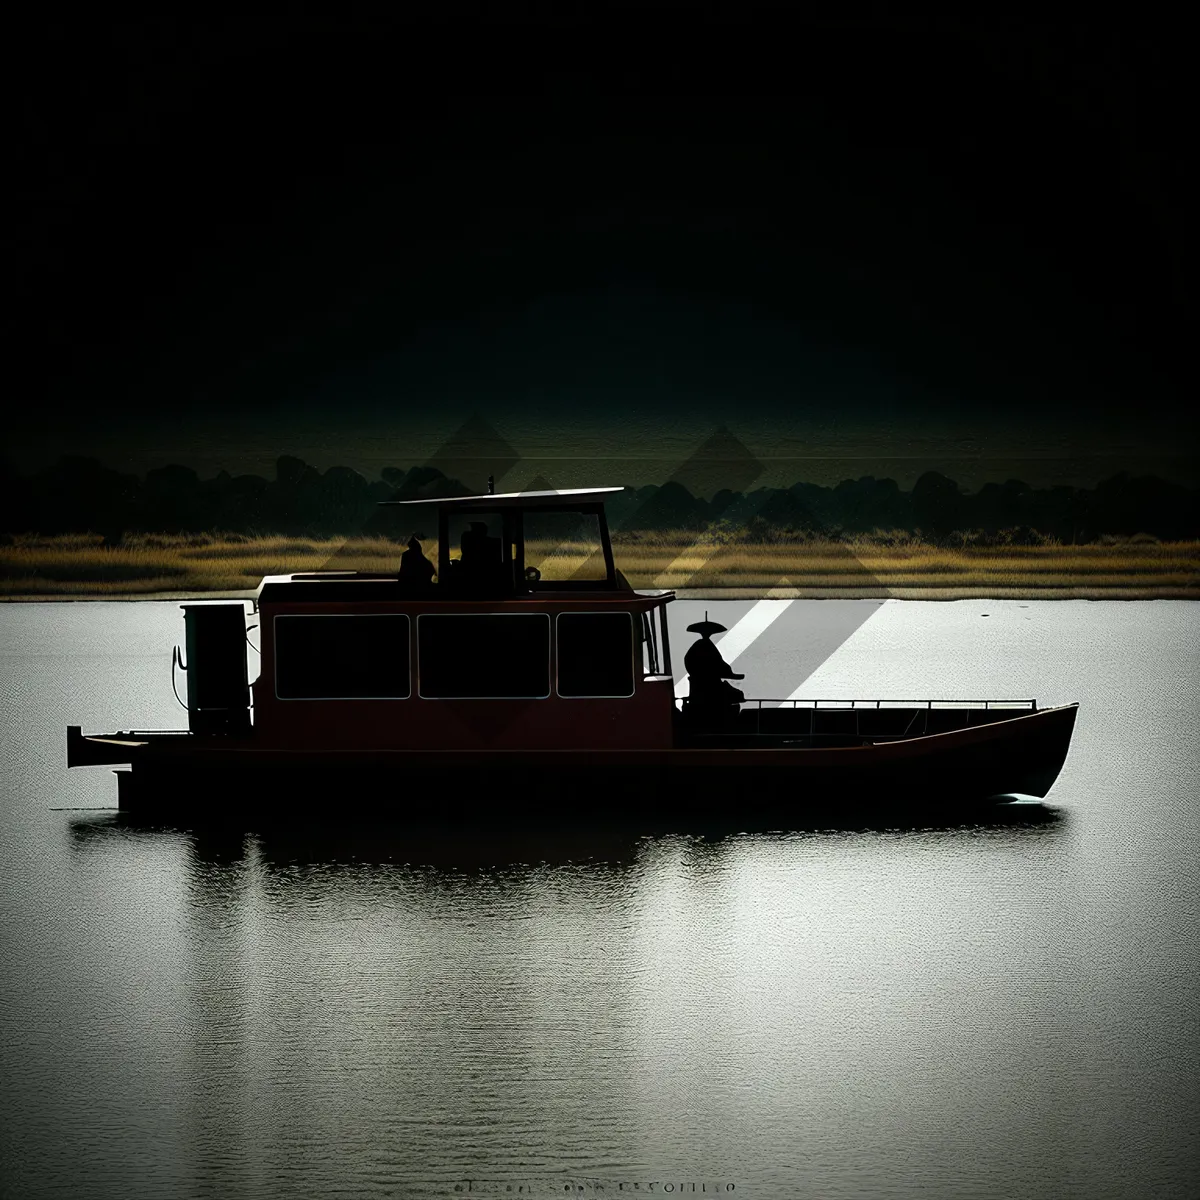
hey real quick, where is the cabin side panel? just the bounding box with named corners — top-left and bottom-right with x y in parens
top-left (251, 600), bottom-right (676, 750)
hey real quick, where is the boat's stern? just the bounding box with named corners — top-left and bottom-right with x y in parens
top-left (67, 725), bottom-right (164, 768)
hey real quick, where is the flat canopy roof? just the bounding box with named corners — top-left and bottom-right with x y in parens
top-left (379, 487), bottom-right (625, 508)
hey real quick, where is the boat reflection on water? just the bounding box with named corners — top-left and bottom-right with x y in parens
top-left (68, 799), bottom-right (1064, 873)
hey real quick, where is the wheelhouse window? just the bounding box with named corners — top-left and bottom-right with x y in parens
top-left (523, 510), bottom-right (608, 583)
top-left (418, 614), bottom-right (550, 698)
top-left (443, 511), bottom-right (511, 589)
top-left (274, 614), bottom-right (410, 699)
top-left (557, 612), bottom-right (634, 698)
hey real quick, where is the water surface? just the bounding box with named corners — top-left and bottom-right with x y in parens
top-left (2, 600), bottom-right (1197, 1198)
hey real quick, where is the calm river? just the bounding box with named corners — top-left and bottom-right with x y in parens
top-left (1, 600), bottom-right (1197, 1199)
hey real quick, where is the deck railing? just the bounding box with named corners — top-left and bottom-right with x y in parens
top-left (735, 698), bottom-right (1037, 711)
top-left (677, 697), bottom-right (1037, 742)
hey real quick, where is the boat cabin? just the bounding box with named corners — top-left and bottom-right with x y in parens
top-left (222, 488), bottom-right (678, 752)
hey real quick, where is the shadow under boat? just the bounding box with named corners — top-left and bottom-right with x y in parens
top-left (69, 798), bottom-right (1064, 870)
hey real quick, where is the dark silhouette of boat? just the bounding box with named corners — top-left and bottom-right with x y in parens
top-left (66, 486), bottom-right (1079, 820)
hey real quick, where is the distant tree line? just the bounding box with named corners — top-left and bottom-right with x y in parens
top-left (1, 454), bottom-right (1198, 543)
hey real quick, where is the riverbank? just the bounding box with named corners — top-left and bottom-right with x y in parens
top-left (2, 533), bottom-right (1196, 599)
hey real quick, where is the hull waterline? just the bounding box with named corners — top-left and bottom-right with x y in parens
top-left (70, 704), bottom-right (1078, 824)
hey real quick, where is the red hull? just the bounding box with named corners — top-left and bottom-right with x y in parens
top-left (69, 703), bottom-right (1078, 818)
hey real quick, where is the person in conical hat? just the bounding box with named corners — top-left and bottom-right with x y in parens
top-left (684, 611), bottom-right (745, 709)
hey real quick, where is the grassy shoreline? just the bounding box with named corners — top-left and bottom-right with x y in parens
top-left (2, 532), bottom-right (1197, 599)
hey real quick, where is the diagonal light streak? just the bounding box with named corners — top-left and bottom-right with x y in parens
top-left (783, 604), bottom-right (874, 701)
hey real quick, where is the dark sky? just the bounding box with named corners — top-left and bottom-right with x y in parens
top-left (10, 16), bottom-right (1195, 491)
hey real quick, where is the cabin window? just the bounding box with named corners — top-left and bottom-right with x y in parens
top-left (523, 510), bottom-right (607, 582)
top-left (418, 613), bottom-right (550, 698)
top-left (641, 610), bottom-right (661, 676)
top-left (556, 612), bottom-right (635, 698)
top-left (638, 606), bottom-right (672, 677)
top-left (274, 614), bottom-right (410, 700)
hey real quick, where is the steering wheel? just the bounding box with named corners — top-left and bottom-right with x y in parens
top-left (525, 566), bottom-right (541, 582)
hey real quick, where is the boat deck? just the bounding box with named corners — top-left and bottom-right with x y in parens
top-left (679, 698), bottom-right (1039, 747)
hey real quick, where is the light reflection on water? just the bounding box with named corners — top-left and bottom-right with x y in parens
top-left (43, 811), bottom-right (1074, 1197)
top-left (2, 601), bottom-right (1197, 1199)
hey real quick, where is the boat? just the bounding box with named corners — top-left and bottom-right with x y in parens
top-left (66, 486), bottom-right (1079, 823)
